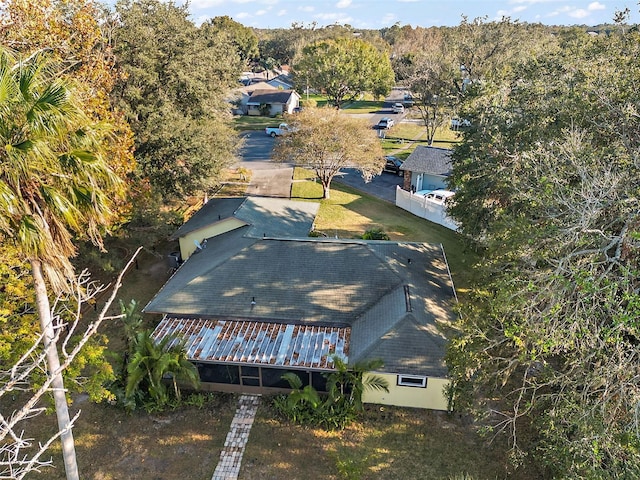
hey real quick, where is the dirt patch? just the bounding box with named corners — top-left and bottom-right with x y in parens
top-left (20, 394), bottom-right (237, 480)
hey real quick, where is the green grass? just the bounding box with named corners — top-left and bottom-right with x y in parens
top-left (291, 177), bottom-right (475, 292)
top-left (234, 115), bottom-right (284, 131)
top-left (241, 403), bottom-right (538, 480)
top-left (343, 99), bottom-right (384, 112)
top-left (300, 93), bottom-right (329, 108)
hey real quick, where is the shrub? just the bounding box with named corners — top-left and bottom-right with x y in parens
top-left (361, 227), bottom-right (389, 240)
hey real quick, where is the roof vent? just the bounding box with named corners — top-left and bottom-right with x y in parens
top-left (404, 285), bottom-right (412, 312)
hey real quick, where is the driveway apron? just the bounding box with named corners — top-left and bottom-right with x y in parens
top-left (246, 167), bottom-right (293, 198)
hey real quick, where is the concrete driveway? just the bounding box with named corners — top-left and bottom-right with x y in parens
top-left (235, 131), bottom-right (293, 198)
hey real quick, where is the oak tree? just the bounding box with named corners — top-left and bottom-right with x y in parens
top-left (446, 26), bottom-right (640, 478)
top-left (272, 107), bottom-right (384, 199)
top-left (294, 38), bottom-right (395, 109)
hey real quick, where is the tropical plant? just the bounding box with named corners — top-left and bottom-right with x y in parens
top-left (274, 355), bottom-right (388, 430)
top-left (0, 251), bottom-right (141, 480)
top-left (0, 47), bottom-right (124, 480)
top-left (325, 356), bottom-right (388, 413)
top-left (124, 330), bottom-right (200, 412)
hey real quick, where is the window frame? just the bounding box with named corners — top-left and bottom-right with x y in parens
top-left (397, 374), bottom-right (427, 388)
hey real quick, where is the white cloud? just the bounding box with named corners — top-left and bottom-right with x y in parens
top-left (569, 8), bottom-right (589, 18)
top-left (314, 12), bottom-right (353, 23)
top-left (397, 0), bottom-right (419, 2)
top-left (547, 3), bottom-right (603, 19)
top-left (509, 0), bottom-right (562, 4)
top-left (380, 13), bottom-right (397, 25)
top-left (299, 5), bottom-right (315, 12)
top-left (236, 11), bottom-right (250, 18)
top-left (190, 0), bottom-right (264, 7)
top-left (336, 0), bottom-right (352, 8)
top-left (277, 9), bottom-right (287, 16)
top-left (256, 9), bottom-right (268, 15)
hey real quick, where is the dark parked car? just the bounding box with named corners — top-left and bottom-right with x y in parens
top-left (383, 156), bottom-right (404, 176)
top-left (374, 117), bottom-right (395, 129)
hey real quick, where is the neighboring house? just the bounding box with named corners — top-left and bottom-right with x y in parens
top-left (400, 146), bottom-right (452, 193)
top-left (230, 82), bottom-right (278, 115)
top-left (395, 146), bottom-right (459, 232)
top-left (145, 197), bottom-right (457, 411)
top-left (246, 89), bottom-right (300, 116)
top-left (266, 74), bottom-right (294, 90)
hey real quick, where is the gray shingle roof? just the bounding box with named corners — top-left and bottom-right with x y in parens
top-left (169, 198), bottom-right (245, 240)
top-left (144, 235), bottom-right (456, 377)
top-left (235, 197), bottom-right (319, 239)
top-left (247, 89), bottom-right (296, 105)
top-left (400, 146), bottom-right (452, 176)
top-left (169, 197), bottom-right (319, 241)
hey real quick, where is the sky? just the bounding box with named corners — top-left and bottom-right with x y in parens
top-left (182, 0), bottom-right (639, 29)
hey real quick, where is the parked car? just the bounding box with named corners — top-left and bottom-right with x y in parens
top-left (375, 117), bottom-right (395, 129)
top-left (383, 156), bottom-right (404, 176)
top-left (392, 103), bottom-right (405, 114)
top-left (423, 189), bottom-right (455, 205)
top-left (450, 118), bottom-right (471, 129)
top-left (403, 93), bottom-right (414, 106)
top-left (265, 123), bottom-right (292, 137)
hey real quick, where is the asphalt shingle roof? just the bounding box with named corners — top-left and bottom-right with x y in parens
top-left (145, 235), bottom-right (456, 377)
top-left (169, 197), bottom-right (319, 241)
top-left (247, 89), bottom-right (296, 105)
top-left (235, 197), bottom-right (319, 239)
top-left (400, 146), bottom-right (453, 176)
top-left (169, 198), bottom-right (245, 240)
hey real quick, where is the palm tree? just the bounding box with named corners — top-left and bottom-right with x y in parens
top-left (0, 48), bottom-right (123, 480)
top-left (125, 331), bottom-right (200, 411)
top-left (325, 355), bottom-right (389, 412)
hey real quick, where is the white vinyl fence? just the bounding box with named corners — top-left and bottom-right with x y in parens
top-left (395, 187), bottom-right (459, 232)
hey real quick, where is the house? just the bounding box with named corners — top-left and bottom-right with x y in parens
top-left (169, 196), bottom-right (319, 261)
top-left (266, 73), bottom-right (294, 90)
top-left (400, 146), bottom-right (452, 193)
top-left (395, 146), bottom-right (459, 232)
top-left (230, 82), bottom-right (278, 115)
top-left (145, 197), bottom-right (457, 411)
top-left (246, 89), bottom-right (300, 116)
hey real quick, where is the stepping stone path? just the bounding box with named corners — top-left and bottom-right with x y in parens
top-left (212, 394), bottom-right (261, 480)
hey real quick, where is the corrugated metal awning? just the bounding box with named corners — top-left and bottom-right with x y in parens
top-left (151, 317), bottom-right (349, 370)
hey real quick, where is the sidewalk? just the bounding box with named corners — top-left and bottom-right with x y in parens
top-left (211, 394), bottom-right (261, 480)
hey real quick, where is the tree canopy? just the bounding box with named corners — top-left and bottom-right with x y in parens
top-left (446, 25), bottom-right (640, 478)
top-left (294, 37), bottom-right (395, 109)
top-left (272, 107), bottom-right (384, 199)
top-left (204, 15), bottom-right (259, 65)
top-left (0, 45), bottom-right (126, 479)
top-left (111, 0), bottom-right (241, 199)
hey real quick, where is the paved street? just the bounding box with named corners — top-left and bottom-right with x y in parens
top-left (235, 91), bottom-right (412, 202)
top-left (334, 169), bottom-right (403, 203)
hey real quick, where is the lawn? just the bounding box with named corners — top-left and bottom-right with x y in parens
top-left (242, 403), bottom-right (536, 480)
top-left (234, 115), bottom-right (284, 131)
top-left (290, 173), bottom-right (474, 291)
top-left (12, 130), bottom-right (519, 480)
